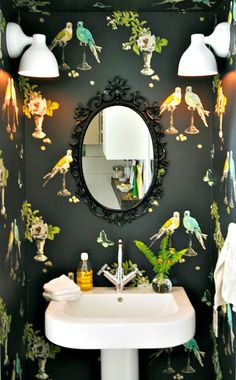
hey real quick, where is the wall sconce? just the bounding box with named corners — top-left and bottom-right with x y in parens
top-left (178, 22), bottom-right (230, 77)
top-left (6, 22), bottom-right (59, 78)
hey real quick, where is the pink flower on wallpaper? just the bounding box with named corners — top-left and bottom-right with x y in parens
top-left (28, 93), bottom-right (47, 116)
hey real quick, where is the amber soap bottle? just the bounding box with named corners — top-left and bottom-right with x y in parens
top-left (76, 252), bottom-right (93, 291)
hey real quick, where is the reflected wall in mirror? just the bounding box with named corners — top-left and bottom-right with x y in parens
top-left (71, 77), bottom-right (167, 225)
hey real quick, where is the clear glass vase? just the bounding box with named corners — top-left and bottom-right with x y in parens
top-left (152, 275), bottom-right (172, 293)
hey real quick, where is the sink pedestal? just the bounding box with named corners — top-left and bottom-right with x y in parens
top-left (101, 349), bottom-right (138, 380)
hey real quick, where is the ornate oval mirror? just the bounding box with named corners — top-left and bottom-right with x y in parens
top-left (71, 77), bottom-right (167, 225)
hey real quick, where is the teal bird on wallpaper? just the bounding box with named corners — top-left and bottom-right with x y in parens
top-left (184, 338), bottom-right (205, 367)
top-left (229, 150), bottom-right (236, 208)
top-left (233, 0), bottom-right (236, 21)
top-left (185, 86), bottom-right (210, 127)
top-left (76, 21), bottom-right (102, 63)
top-left (50, 22), bottom-right (73, 50)
top-left (183, 210), bottom-right (207, 250)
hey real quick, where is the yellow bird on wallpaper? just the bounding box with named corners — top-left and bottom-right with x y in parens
top-left (160, 87), bottom-right (181, 134)
top-left (50, 22), bottom-right (73, 50)
top-left (50, 22), bottom-right (73, 70)
top-left (160, 87), bottom-right (182, 114)
top-left (149, 211), bottom-right (180, 247)
top-left (43, 150), bottom-right (73, 187)
top-left (185, 86), bottom-right (210, 127)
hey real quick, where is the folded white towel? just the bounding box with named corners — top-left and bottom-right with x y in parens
top-left (44, 274), bottom-right (80, 293)
top-left (43, 274), bottom-right (80, 301)
top-left (44, 288), bottom-right (80, 297)
top-left (214, 223), bottom-right (236, 336)
top-left (43, 291), bottom-right (80, 302)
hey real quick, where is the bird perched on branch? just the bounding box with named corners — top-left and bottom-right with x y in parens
top-left (183, 338), bottom-right (205, 367)
top-left (50, 22), bottom-right (73, 70)
top-left (76, 21), bottom-right (102, 63)
top-left (50, 22), bottom-right (73, 50)
top-left (149, 211), bottom-right (180, 247)
top-left (160, 87), bottom-right (182, 134)
top-left (160, 87), bottom-right (182, 114)
top-left (185, 86), bottom-right (210, 127)
top-left (183, 210), bottom-right (207, 250)
top-left (43, 150), bottom-right (73, 187)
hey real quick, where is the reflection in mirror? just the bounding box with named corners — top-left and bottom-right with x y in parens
top-left (71, 76), bottom-right (167, 225)
top-left (82, 106), bottom-right (154, 210)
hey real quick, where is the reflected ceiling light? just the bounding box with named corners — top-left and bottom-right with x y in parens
top-left (6, 22), bottom-right (59, 78)
top-left (178, 22), bottom-right (230, 77)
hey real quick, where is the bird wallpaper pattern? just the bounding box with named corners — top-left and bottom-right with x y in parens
top-left (0, 0), bottom-right (236, 379)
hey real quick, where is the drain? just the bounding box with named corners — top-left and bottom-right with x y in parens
top-left (117, 297), bottom-right (123, 303)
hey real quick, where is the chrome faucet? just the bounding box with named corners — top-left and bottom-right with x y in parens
top-left (97, 238), bottom-right (141, 292)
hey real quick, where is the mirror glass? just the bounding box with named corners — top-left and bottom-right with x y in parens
top-left (82, 105), bottom-right (154, 210)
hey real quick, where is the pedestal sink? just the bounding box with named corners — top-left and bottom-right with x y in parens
top-left (45, 286), bottom-right (195, 380)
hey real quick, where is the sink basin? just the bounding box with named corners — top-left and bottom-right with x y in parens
top-left (45, 286), bottom-right (195, 350)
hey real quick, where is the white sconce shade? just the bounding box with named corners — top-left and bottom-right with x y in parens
top-left (6, 22), bottom-right (59, 78)
top-left (178, 34), bottom-right (218, 76)
top-left (178, 22), bottom-right (230, 77)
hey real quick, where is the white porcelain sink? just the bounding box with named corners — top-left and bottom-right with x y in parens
top-left (45, 286), bottom-right (195, 350)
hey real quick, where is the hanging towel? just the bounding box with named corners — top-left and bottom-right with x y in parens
top-left (43, 274), bottom-right (81, 301)
top-left (213, 223), bottom-right (236, 336)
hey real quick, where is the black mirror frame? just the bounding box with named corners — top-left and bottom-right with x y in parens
top-left (70, 76), bottom-right (167, 225)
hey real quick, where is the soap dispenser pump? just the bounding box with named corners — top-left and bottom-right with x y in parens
top-left (76, 252), bottom-right (93, 291)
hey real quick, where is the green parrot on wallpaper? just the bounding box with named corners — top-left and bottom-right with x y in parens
top-left (76, 21), bottom-right (102, 63)
top-left (185, 86), bottom-right (210, 128)
top-left (183, 210), bottom-right (207, 250)
top-left (184, 338), bottom-right (205, 367)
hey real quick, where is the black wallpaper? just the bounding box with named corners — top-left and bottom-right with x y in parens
top-left (1, 1), bottom-right (235, 379)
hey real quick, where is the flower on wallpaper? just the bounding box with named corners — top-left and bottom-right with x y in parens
top-left (28, 94), bottom-right (47, 117)
top-left (30, 220), bottom-right (48, 240)
top-left (23, 91), bottom-right (59, 119)
top-left (137, 34), bottom-right (156, 53)
top-left (20, 78), bottom-right (59, 140)
top-left (21, 201), bottom-right (60, 262)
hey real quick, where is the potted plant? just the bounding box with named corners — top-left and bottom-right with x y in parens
top-left (23, 322), bottom-right (61, 379)
top-left (21, 201), bottom-right (60, 262)
top-left (134, 234), bottom-right (187, 293)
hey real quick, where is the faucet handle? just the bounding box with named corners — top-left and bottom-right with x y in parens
top-left (97, 263), bottom-right (109, 276)
top-left (132, 264), bottom-right (142, 277)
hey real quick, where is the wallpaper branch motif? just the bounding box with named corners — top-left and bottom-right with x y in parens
top-left (107, 11), bottom-right (168, 76)
top-left (0, 298), bottom-right (11, 367)
top-left (13, 0), bottom-right (51, 15)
